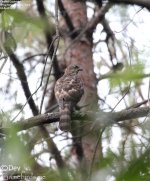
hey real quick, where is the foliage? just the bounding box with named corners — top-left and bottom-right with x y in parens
top-left (0, 0), bottom-right (150, 181)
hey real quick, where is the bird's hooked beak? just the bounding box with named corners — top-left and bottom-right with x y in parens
top-left (78, 67), bottom-right (83, 72)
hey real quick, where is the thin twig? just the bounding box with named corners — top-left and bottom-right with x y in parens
top-left (39, 36), bottom-right (60, 113)
top-left (39, 0), bottom-right (60, 113)
top-left (89, 128), bottom-right (105, 177)
top-left (0, 56), bottom-right (8, 72)
top-left (111, 42), bottom-right (132, 111)
top-left (113, 7), bottom-right (143, 33)
top-left (22, 53), bottom-right (48, 62)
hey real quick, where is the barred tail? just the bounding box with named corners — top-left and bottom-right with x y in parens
top-left (59, 105), bottom-right (71, 131)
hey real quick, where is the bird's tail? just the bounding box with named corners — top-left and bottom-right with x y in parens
top-left (59, 104), bottom-right (71, 131)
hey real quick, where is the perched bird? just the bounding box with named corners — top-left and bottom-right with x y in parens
top-left (55, 64), bottom-right (84, 131)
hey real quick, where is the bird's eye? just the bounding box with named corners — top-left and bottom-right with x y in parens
top-left (73, 65), bottom-right (78, 69)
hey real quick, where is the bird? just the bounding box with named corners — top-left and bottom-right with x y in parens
top-left (54, 64), bottom-right (84, 131)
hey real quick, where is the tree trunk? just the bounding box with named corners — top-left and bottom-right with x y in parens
top-left (59, 0), bottom-right (100, 167)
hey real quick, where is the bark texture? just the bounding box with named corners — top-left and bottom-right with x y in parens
top-left (59, 0), bottom-right (98, 165)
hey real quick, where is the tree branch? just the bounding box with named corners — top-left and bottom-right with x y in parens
top-left (4, 47), bottom-right (65, 170)
top-left (5, 47), bottom-right (39, 116)
top-left (87, 2), bottom-right (112, 32)
top-left (109, 0), bottom-right (150, 10)
top-left (106, 106), bottom-right (149, 122)
top-left (1, 106), bottom-right (148, 132)
top-left (36, 0), bottom-right (61, 79)
top-left (58, 0), bottom-right (78, 38)
top-left (64, 2), bottom-right (112, 52)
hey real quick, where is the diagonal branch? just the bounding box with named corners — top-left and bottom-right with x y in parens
top-left (4, 46), bottom-right (65, 169)
top-left (109, 0), bottom-right (150, 10)
top-left (5, 47), bottom-right (39, 116)
top-left (64, 2), bottom-right (112, 51)
top-left (58, 0), bottom-right (74, 31)
top-left (36, 0), bottom-right (61, 79)
top-left (87, 2), bottom-right (113, 32)
top-left (58, 0), bottom-right (78, 38)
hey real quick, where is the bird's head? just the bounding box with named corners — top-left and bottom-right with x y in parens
top-left (65, 64), bottom-right (83, 75)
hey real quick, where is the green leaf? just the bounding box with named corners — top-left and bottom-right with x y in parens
top-left (5, 9), bottom-right (47, 30)
top-left (109, 63), bottom-right (147, 87)
top-left (2, 125), bottom-right (32, 168)
top-left (116, 148), bottom-right (150, 181)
